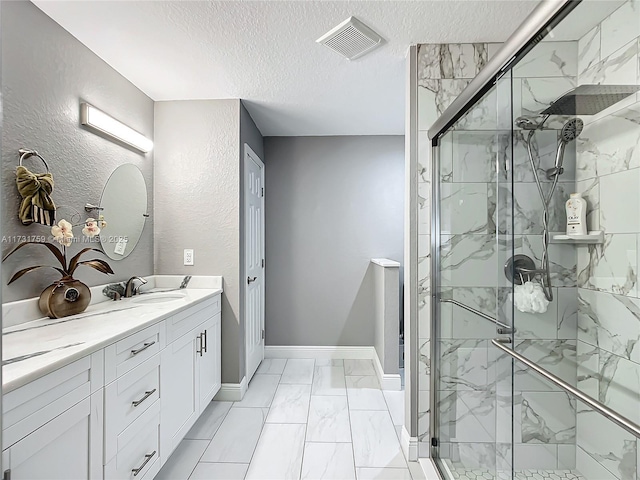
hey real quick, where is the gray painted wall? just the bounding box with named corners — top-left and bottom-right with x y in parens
top-left (154, 99), bottom-right (263, 384)
top-left (264, 136), bottom-right (404, 346)
top-left (1, 1), bottom-right (154, 302)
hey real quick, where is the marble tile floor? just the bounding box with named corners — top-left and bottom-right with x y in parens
top-left (156, 358), bottom-right (425, 480)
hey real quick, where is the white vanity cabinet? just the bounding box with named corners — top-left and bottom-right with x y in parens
top-left (197, 313), bottom-right (222, 408)
top-left (2, 291), bottom-right (222, 480)
top-left (2, 396), bottom-right (101, 480)
top-left (160, 324), bottom-right (201, 457)
top-left (160, 297), bottom-right (222, 459)
top-left (2, 353), bottom-right (104, 480)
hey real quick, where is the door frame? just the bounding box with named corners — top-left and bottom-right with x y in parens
top-left (243, 143), bottom-right (265, 383)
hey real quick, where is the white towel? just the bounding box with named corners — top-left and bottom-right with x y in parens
top-left (514, 281), bottom-right (549, 314)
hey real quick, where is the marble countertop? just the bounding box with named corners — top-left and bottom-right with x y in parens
top-left (2, 275), bottom-right (222, 393)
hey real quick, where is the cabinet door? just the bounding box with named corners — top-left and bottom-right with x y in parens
top-left (197, 314), bottom-right (221, 410)
top-left (160, 327), bottom-right (200, 459)
top-left (4, 397), bottom-right (97, 480)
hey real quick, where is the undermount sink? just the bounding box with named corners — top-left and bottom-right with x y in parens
top-left (132, 291), bottom-right (187, 304)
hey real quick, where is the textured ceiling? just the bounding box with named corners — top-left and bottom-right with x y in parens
top-left (33, 0), bottom-right (540, 136)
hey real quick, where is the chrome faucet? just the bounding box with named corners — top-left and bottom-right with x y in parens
top-left (124, 276), bottom-right (148, 297)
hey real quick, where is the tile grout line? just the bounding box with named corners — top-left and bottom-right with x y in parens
top-left (243, 360), bottom-right (288, 478)
top-left (186, 401), bottom-right (235, 480)
top-left (344, 362), bottom-right (359, 480)
top-left (362, 358), bottom-right (412, 476)
top-left (297, 358), bottom-right (315, 480)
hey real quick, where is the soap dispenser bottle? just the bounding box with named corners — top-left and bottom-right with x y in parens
top-left (566, 192), bottom-right (587, 235)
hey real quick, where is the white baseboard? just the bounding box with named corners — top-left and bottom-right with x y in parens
top-left (401, 426), bottom-right (419, 462)
top-left (265, 345), bottom-right (376, 359)
top-left (214, 375), bottom-right (248, 401)
top-left (372, 353), bottom-right (402, 391)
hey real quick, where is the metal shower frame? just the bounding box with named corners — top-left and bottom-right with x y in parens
top-left (426, 0), bottom-right (582, 473)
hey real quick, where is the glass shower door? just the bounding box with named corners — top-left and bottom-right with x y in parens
top-left (432, 72), bottom-right (516, 480)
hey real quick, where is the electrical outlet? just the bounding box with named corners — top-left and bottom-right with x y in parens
top-left (184, 249), bottom-right (194, 266)
top-left (114, 238), bottom-right (127, 256)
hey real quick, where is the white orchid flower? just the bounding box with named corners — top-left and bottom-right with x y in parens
top-left (51, 219), bottom-right (74, 247)
top-left (82, 218), bottom-right (101, 237)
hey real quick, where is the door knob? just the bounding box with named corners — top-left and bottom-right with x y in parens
top-left (247, 276), bottom-right (257, 284)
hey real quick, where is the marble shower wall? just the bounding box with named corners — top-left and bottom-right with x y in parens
top-left (418, 40), bottom-right (581, 470)
top-left (575, 2), bottom-right (640, 479)
top-left (420, 2), bottom-right (640, 477)
top-left (506, 41), bottom-right (580, 474)
top-left (417, 42), bottom-right (494, 458)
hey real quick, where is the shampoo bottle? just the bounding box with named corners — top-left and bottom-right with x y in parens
top-left (566, 192), bottom-right (587, 235)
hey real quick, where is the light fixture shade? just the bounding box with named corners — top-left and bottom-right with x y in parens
top-left (80, 103), bottom-right (153, 153)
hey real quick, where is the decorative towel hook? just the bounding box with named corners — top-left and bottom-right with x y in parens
top-left (16, 148), bottom-right (55, 226)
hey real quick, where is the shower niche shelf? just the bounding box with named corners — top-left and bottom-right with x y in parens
top-left (549, 231), bottom-right (604, 245)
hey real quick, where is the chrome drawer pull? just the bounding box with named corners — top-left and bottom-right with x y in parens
top-left (132, 389), bottom-right (157, 407)
top-left (132, 451), bottom-right (156, 476)
top-left (131, 341), bottom-right (156, 356)
top-left (196, 333), bottom-right (203, 357)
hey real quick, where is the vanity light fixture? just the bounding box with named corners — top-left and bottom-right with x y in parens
top-left (80, 103), bottom-right (153, 153)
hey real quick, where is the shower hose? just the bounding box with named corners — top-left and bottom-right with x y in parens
top-left (524, 129), bottom-right (559, 303)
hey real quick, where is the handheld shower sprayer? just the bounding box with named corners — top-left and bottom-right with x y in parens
top-left (515, 116), bottom-right (583, 302)
top-left (546, 118), bottom-right (584, 180)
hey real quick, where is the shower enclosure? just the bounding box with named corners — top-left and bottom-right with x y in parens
top-left (422, 1), bottom-right (640, 479)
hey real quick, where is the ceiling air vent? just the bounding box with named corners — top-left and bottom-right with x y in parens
top-left (316, 17), bottom-right (384, 60)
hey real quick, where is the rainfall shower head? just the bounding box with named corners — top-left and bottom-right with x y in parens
top-left (541, 84), bottom-right (640, 116)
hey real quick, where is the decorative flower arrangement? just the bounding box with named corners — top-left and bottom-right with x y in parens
top-left (3, 216), bottom-right (113, 318)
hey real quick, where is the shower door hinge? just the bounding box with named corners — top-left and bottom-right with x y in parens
top-left (261, 187), bottom-right (264, 197)
top-left (431, 438), bottom-right (438, 447)
top-left (262, 258), bottom-right (265, 268)
top-left (261, 329), bottom-right (265, 340)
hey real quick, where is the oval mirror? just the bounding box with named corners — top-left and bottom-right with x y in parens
top-left (99, 164), bottom-right (148, 260)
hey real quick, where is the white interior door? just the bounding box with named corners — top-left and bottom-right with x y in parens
top-left (244, 144), bottom-right (265, 382)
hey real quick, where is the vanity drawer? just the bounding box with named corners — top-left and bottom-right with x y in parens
top-left (166, 294), bottom-right (221, 343)
top-left (3, 351), bottom-right (103, 450)
top-left (105, 353), bottom-right (160, 462)
top-left (105, 323), bottom-right (165, 384)
top-left (104, 400), bottom-right (160, 480)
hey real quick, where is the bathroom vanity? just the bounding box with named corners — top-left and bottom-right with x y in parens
top-left (1, 275), bottom-right (222, 479)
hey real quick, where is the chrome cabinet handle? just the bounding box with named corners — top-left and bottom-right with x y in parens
top-left (203, 329), bottom-right (207, 353)
top-left (131, 341), bottom-right (156, 356)
top-left (132, 451), bottom-right (156, 476)
top-left (196, 333), bottom-right (203, 356)
top-left (132, 388), bottom-right (157, 407)
top-left (247, 276), bottom-right (257, 284)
